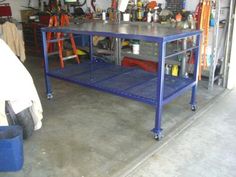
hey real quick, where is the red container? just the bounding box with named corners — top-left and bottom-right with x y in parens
top-left (39, 15), bottom-right (50, 25)
top-left (0, 4), bottom-right (12, 17)
top-left (122, 57), bottom-right (158, 73)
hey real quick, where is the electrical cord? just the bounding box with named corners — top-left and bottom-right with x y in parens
top-left (28, 0), bottom-right (31, 7)
top-left (0, 0), bottom-right (6, 3)
top-left (91, 0), bottom-right (95, 11)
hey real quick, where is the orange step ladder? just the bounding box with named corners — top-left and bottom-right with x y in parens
top-left (195, 0), bottom-right (211, 80)
top-left (46, 14), bottom-right (80, 68)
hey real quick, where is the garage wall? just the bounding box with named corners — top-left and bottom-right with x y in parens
top-left (227, 5), bottom-right (236, 89)
top-left (4, 0), bottom-right (201, 21)
top-left (89, 0), bottom-right (197, 11)
top-left (2, 0), bottom-right (38, 21)
top-left (5, 0), bottom-right (230, 22)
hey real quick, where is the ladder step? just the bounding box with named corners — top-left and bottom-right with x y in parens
top-left (48, 51), bottom-right (59, 56)
top-left (47, 37), bottom-right (70, 43)
top-left (63, 55), bottom-right (77, 60)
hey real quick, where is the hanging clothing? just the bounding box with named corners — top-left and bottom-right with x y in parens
top-left (0, 22), bottom-right (26, 62)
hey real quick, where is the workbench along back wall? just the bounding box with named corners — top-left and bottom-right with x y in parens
top-left (3, 0), bottom-right (208, 22)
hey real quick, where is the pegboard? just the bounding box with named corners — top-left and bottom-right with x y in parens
top-left (166, 0), bottom-right (184, 12)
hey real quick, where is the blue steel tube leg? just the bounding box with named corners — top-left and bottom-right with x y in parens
top-left (190, 34), bottom-right (201, 110)
top-left (89, 35), bottom-right (94, 80)
top-left (42, 31), bottom-right (53, 99)
top-left (152, 40), bottom-right (166, 140)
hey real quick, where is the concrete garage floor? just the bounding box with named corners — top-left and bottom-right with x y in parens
top-left (127, 90), bottom-right (236, 177)
top-left (0, 58), bottom-right (224, 177)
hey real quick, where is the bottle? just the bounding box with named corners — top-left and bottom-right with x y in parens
top-left (157, 3), bottom-right (162, 13)
top-left (137, 8), bottom-right (142, 21)
top-left (172, 65), bottom-right (179, 76)
top-left (102, 10), bottom-right (106, 21)
top-left (165, 64), bottom-right (171, 75)
top-left (137, 0), bottom-right (142, 9)
top-left (175, 12), bottom-right (182, 22)
top-left (136, 0), bottom-right (143, 21)
top-left (153, 8), bottom-right (158, 23)
top-left (147, 9), bottom-right (152, 23)
top-left (131, 8), bottom-right (137, 21)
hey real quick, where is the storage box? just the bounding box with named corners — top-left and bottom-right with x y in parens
top-left (39, 15), bottom-right (50, 25)
top-left (20, 10), bottom-right (37, 23)
top-left (0, 126), bottom-right (24, 172)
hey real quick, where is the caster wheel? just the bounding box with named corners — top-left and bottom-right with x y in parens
top-left (47, 93), bottom-right (53, 100)
top-left (154, 133), bottom-right (163, 141)
top-left (191, 105), bottom-right (197, 112)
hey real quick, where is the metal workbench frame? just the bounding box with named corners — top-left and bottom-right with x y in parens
top-left (41, 22), bottom-right (201, 140)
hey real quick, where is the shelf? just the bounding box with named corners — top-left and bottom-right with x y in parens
top-left (48, 62), bottom-right (194, 105)
top-left (121, 49), bottom-right (180, 65)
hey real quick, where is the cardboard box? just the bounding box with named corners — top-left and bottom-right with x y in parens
top-left (20, 10), bottom-right (37, 23)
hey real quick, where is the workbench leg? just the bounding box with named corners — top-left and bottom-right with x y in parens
top-left (115, 38), bottom-right (121, 65)
top-left (89, 35), bottom-right (94, 80)
top-left (190, 35), bottom-right (201, 111)
top-left (152, 41), bottom-right (166, 140)
top-left (42, 31), bottom-right (53, 99)
top-left (181, 38), bottom-right (187, 77)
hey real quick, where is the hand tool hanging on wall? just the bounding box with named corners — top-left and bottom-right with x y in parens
top-left (91, 0), bottom-right (96, 12)
top-left (28, 0), bottom-right (31, 7)
top-left (111, 0), bottom-right (117, 10)
top-left (78, 0), bottom-right (86, 6)
top-left (48, 0), bottom-right (58, 10)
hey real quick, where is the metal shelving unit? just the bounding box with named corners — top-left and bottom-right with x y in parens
top-left (41, 21), bottom-right (201, 140)
top-left (208, 0), bottom-right (233, 89)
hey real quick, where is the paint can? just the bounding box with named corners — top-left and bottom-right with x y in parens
top-left (123, 13), bottom-right (130, 22)
top-left (165, 64), bottom-right (171, 75)
top-left (102, 11), bottom-right (106, 21)
top-left (172, 65), bottom-right (179, 76)
top-left (133, 43), bottom-right (140, 55)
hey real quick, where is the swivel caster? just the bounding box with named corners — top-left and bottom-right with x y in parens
top-left (47, 93), bottom-right (53, 100)
top-left (153, 132), bottom-right (163, 141)
top-left (191, 105), bottom-right (197, 112)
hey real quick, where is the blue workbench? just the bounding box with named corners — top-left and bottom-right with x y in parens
top-left (41, 21), bottom-right (201, 140)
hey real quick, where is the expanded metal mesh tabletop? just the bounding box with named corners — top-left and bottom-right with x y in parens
top-left (42, 21), bottom-right (201, 42)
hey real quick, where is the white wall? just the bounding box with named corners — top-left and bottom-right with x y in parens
top-left (227, 6), bottom-right (236, 89)
top-left (186, 1), bottom-right (199, 11)
top-left (89, 0), bottom-right (111, 11)
top-left (3, 0), bottom-right (38, 21)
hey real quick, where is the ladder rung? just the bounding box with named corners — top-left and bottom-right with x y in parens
top-left (47, 37), bottom-right (70, 43)
top-left (48, 51), bottom-right (59, 56)
top-left (63, 55), bottom-right (77, 60)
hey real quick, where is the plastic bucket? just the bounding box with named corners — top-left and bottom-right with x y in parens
top-left (123, 13), bottom-right (130, 22)
top-left (132, 44), bottom-right (140, 55)
top-left (0, 126), bottom-right (24, 172)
